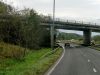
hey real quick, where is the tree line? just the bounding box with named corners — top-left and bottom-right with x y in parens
top-left (0, 1), bottom-right (51, 50)
top-left (57, 32), bottom-right (83, 40)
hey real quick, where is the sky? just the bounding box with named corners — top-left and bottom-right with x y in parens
top-left (1, 0), bottom-right (100, 36)
top-left (4, 0), bottom-right (100, 21)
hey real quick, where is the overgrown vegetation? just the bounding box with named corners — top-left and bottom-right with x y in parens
top-left (90, 35), bottom-right (100, 51)
top-left (0, 1), bottom-right (50, 50)
top-left (0, 42), bottom-right (62, 75)
top-left (0, 1), bottom-right (63, 75)
top-left (92, 35), bottom-right (100, 44)
top-left (0, 42), bottom-right (26, 60)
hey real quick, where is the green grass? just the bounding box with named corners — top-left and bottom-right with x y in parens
top-left (90, 40), bottom-right (100, 51)
top-left (0, 42), bottom-right (26, 59)
top-left (0, 43), bottom-right (62, 75)
top-left (90, 46), bottom-right (100, 51)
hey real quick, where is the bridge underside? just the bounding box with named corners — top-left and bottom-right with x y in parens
top-left (41, 24), bottom-right (100, 32)
top-left (41, 23), bottom-right (100, 46)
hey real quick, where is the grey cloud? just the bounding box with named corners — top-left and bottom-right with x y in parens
top-left (5, 0), bottom-right (100, 21)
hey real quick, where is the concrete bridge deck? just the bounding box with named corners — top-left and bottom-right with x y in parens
top-left (41, 20), bottom-right (100, 32)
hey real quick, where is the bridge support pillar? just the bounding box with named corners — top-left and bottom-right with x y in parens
top-left (83, 30), bottom-right (91, 46)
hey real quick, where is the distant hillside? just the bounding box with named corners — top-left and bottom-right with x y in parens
top-left (57, 32), bottom-right (83, 40)
top-left (92, 35), bottom-right (100, 41)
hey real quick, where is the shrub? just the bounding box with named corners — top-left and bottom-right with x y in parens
top-left (0, 42), bottom-right (26, 60)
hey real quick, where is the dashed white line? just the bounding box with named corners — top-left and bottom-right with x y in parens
top-left (93, 68), bottom-right (97, 72)
top-left (88, 59), bottom-right (90, 62)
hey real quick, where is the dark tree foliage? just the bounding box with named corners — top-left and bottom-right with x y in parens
top-left (0, 1), bottom-right (7, 14)
top-left (0, 1), bottom-right (13, 14)
top-left (0, 1), bottom-right (50, 50)
top-left (20, 9), bottom-right (50, 49)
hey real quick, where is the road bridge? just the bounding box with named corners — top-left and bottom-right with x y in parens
top-left (41, 20), bottom-right (100, 46)
top-left (0, 14), bottom-right (100, 46)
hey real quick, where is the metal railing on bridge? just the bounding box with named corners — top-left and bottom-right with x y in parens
top-left (41, 18), bottom-right (100, 27)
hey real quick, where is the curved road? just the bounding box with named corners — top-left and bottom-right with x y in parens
top-left (50, 46), bottom-right (100, 75)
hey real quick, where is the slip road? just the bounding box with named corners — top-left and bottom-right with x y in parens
top-left (50, 46), bottom-right (100, 75)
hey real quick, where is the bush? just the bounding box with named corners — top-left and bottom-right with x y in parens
top-left (0, 42), bottom-right (26, 60)
top-left (0, 1), bottom-right (51, 50)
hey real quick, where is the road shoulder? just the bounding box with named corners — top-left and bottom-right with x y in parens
top-left (44, 46), bottom-right (65, 75)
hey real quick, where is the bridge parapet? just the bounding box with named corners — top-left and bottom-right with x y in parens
top-left (42, 19), bottom-right (100, 27)
top-left (41, 19), bottom-right (100, 32)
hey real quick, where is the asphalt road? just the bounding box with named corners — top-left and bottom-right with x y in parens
top-left (50, 46), bottom-right (100, 75)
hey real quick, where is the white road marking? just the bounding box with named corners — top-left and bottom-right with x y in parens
top-left (46, 45), bottom-right (65, 75)
top-left (88, 59), bottom-right (90, 62)
top-left (93, 68), bottom-right (97, 72)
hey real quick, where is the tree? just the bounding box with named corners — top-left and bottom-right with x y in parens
top-left (0, 1), bottom-right (51, 49)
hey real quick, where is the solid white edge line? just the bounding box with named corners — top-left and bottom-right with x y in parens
top-left (46, 46), bottom-right (65, 75)
top-left (93, 68), bottom-right (97, 72)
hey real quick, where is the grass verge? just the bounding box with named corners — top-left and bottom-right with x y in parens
top-left (0, 43), bottom-right (62, 75)
top-left (90, 46), bottom-right (100, 51)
